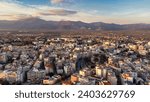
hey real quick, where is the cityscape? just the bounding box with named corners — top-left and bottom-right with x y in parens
top-left (0, 0), bottom-right (150, 85)
top-left (0, 32), bottom-right (150, 85)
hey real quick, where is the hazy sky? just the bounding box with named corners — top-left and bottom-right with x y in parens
top-left (0, 0), bottom-right (150, 24)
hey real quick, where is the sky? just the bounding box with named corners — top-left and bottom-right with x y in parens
top-left (0, 0), bottom-right (150, 24)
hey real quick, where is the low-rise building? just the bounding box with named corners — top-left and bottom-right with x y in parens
top-left (79, 68), bottom-right (92, 77)
top-left (27, 69), bottom-right (46, 84)
top-left (71, 73), bottom-right (79, 83)
top-left (120, 72), bottom-right (134, 85)
top-left (0, 53), bottom-right (8, 64)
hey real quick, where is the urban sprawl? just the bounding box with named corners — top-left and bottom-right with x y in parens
top-left (0, 33), bottom-right (150, 85)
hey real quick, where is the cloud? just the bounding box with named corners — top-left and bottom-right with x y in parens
top-left (0, 0), bottom-right (76, 20)
top-left (0, 14), bottom-right (33, 20)
top-left (51, 0), bottom-right (64, 4)
top-left (0, 0), bottom-right (150, 24)
top-left (50, 0), bottom-right (73, 5)
top-left (0, 0), bottom-right (37, 19)
top-left (38, 9), bottom-right (77, 16)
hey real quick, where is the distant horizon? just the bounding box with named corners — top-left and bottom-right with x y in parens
top-left (0, 0), bottom-right (150, 24)
top-left (1, 17), bottom-right (150, 25)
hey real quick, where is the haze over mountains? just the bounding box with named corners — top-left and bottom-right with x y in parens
top-left (0, 18), bottom-right (150, 31)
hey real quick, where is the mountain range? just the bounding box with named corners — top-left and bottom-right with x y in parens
top-left (0, 18), bottom-right (150, 31)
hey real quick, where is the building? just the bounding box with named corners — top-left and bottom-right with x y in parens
top-left (102, 68), bottom-right (107, 79)
top-left (79, 68), bottom-right (91, 77)
top-left (27, 69), bottom-right (46, 84)
top-left (145, 76), bottom-right (150, 85)
top-left (107, 71), bottom-right (117, 85)
top-left (45, 63), bottom-right (55, 74)
top-left (43, 78), bottom-right (57, 85)
top-left (99, 80), bottom-right (111, 85)
top-left (128, 44), bottom-right (138, 51)
top-left (0, 53), bottom-right (8, 64)
top-left (62, 80), bottom-right (72, 85)
top-left (78, 76), bottom-right (89, 84)
top-left (0, 64), bottom-right (4, 70)
top-left (64, 65), bottom-right (71, 76)
top-left (71, 73), bottom-right (79, 83)
top-left (44, 57), bottom-right (56, 75)
top-left (96, 67), bottom-right (102, 77)
top-left (0, 71), bottom-right (6, 80)
top-left (108, 57), bottom-right (114, 65)
top-left (120, 72), bottom-right (134, 85)
top-left (4, 70), bottom-right (17, 84)
top-left (33, 60), bottom-right (44, 69)
top-left (16, 67), bottom-right (26, 83)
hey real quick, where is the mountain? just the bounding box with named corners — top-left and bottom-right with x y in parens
top-left (0, 18), bottom-right (150, 31)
